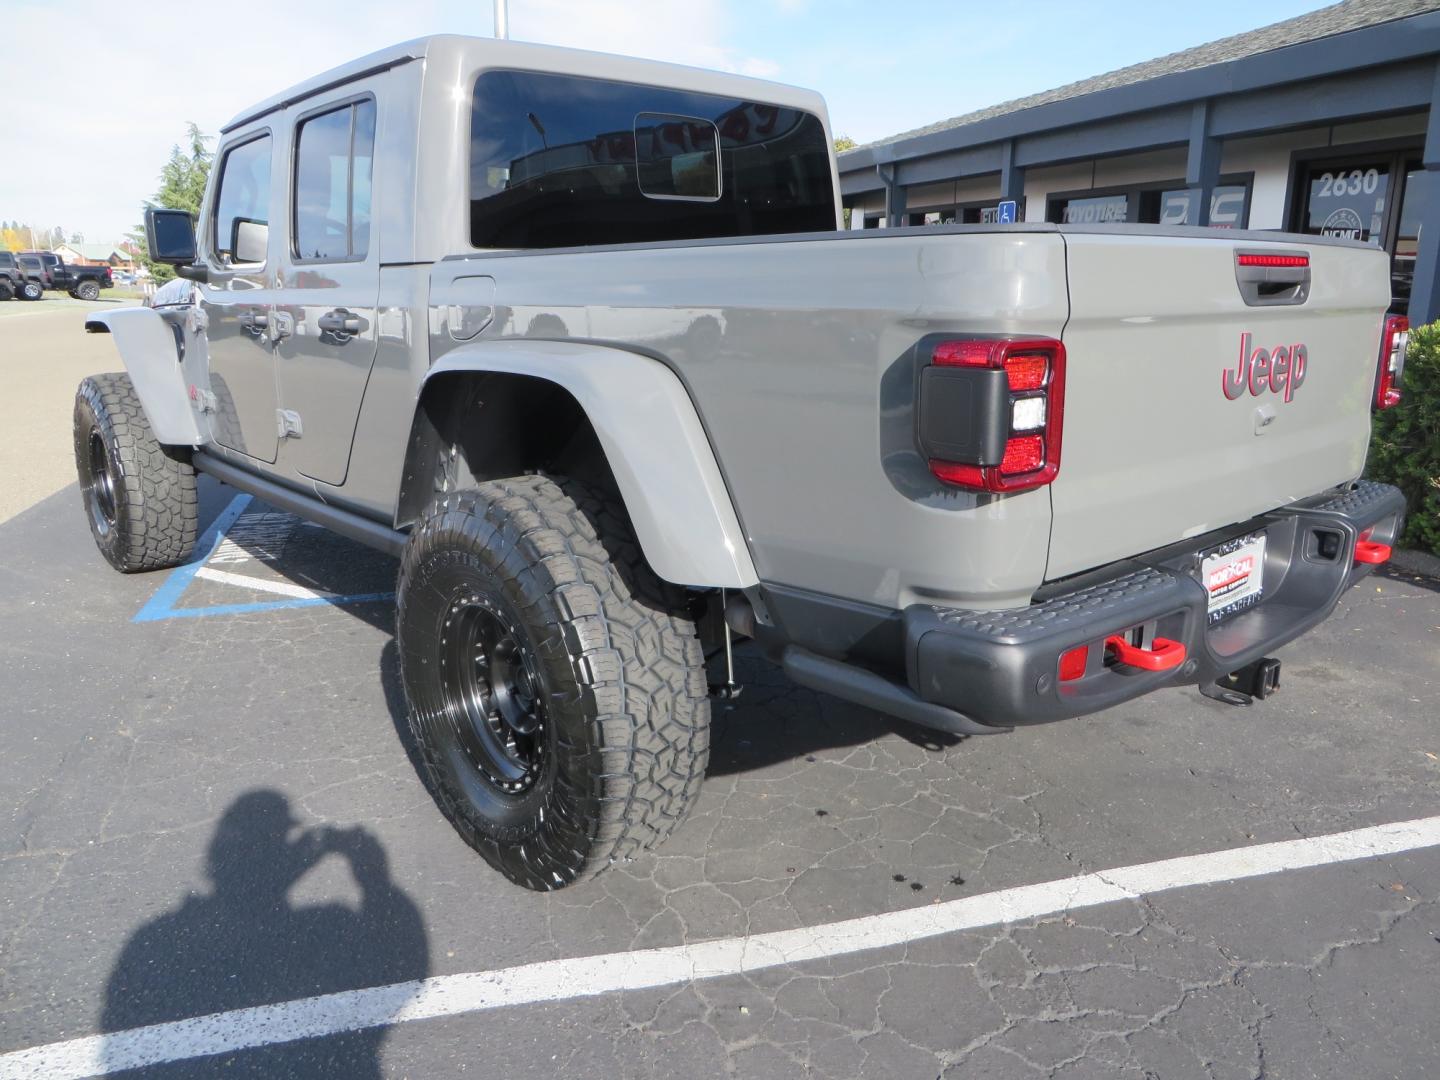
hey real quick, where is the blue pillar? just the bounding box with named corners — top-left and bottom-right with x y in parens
top-left (1184, 101), bottom-right (1220, 227)
top-left (998, 140), bottom-right (1025, 214)
top-left (1407, 63), bottom-right (1440, 325)
top-left (881, 164), bottom-right (908, 228)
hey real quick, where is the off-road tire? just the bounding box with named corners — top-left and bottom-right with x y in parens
top-left (73, 373), bottom-right (198, 572)
top-left (0, 280), bottom-right (12, 301)
top-left (397, 475), bottom-right (710, 890)
top-left (76, 280), bottom-right (101, 301)
top-left (20, 280), bottom-right (42, 301)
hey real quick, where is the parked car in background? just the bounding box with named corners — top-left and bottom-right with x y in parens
top-left (19, 251), bottom-right (113, 300)
top-left (0, 252), bottom-right (45, 300)
top-left (19, 251), bottom-right (60, 289)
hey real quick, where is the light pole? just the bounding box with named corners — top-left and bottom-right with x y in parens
top-left (495, 0), bottom-right (508, 40)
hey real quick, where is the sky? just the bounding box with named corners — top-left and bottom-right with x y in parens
top-left (0, 0), bottom-right (1331, 244)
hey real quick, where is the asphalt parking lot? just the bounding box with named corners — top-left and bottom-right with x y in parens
top-left (1, 321), bottom-right (1439, 1079)
top-left (0, 299), bottom-right (141, 524)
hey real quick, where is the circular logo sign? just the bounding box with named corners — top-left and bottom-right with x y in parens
top-left (1320, 207), bottom-right (1364, 240)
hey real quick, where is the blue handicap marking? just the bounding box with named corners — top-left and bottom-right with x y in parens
top-left (133, 493), bottom-right (396, 622)
top-left (996, 200), bottom-right (1018, 224)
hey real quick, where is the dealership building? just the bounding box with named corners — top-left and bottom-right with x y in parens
top-left (838, 0), bottom-right (1440, 321)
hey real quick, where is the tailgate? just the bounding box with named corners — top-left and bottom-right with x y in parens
top-left (1048, 230), bottom-right (1391, 581)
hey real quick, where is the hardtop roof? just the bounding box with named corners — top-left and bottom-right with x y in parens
top-left (222, 35), bottom-right (827, 134)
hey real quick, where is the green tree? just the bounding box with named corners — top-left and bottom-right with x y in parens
top-left (832, 137), bottom-right (860, 228)
top-left (1367, 321), bottom-right (1440, 553)
top-left (131, 123), bottom-right (212, 283)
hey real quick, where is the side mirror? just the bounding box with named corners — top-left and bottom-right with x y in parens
top-left (231, 218), bottom-right (269, 265)
top-left (144, 207), bottom-right (197, 265)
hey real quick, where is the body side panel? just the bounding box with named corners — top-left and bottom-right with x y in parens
top-left (315, 263), bottom-right (432, 516)
top-left (431, 230), bottom-right (1068, 610)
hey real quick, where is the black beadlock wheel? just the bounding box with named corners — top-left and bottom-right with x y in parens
top-left (77, 280), bottom-right (101, 301)
top-left (73, 373), bottom-right (198, 572)
top-left (397, 475), bottom-right (711, 890)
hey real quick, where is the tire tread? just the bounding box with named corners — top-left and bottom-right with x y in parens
top-left (74, 372), bottom-right (198, 572)
top-left (397, 475), bottom-right (709, 888)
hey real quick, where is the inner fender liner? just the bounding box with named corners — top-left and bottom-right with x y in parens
top-left (421, 339), bottom-right (758, 589)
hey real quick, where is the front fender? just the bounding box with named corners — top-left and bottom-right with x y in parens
top-left (425, 339), bottom-right (758, 590)
top-left (85, 307), bottom-right (203, 446)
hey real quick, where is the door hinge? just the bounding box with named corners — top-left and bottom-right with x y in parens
top-left (276, 409), bottom-right (303, 439)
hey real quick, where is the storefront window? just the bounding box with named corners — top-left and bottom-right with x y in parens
top-left (901, 204), bottom-right (1003, 226)
top-left (1298, 161), bottom-right (1390, 245)
top-left (1143, 185), bottom-right (1249, 227)
top-left (1294, 151), bottom-right (1425, 311)
top-left (907, 208), bottom-right (957, 226)
top-left (1387, 163), bottom-right (1426, 305)
top-left (1051, 193), bottom-right (1129, 224)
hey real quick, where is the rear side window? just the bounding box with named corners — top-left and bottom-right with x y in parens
top-left (293, 98), bottom-right (376, 261)
top-left (469, 70), bottom-right (835, 248)
top-left (212, 135), bottom-right (273, 264)
top-left (0, 253), bottom-right (13, 268)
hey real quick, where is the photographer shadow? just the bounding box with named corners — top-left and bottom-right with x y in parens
top-left (101, 790), bottom-right (427, 1078)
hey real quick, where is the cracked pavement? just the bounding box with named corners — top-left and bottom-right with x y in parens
top-left (1, 480), bottom-right (1438, 1078)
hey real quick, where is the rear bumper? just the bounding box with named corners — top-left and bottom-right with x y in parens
top-left (904, 480), bottom-right (1406, 728)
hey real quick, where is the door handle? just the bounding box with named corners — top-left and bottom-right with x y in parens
top-left (317, 308), bottom-right (362, 335)
top-left (237, 308), bottom-right (269, 334)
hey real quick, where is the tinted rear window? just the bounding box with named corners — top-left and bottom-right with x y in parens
top-left (469, 70), bottom-right (835, 249)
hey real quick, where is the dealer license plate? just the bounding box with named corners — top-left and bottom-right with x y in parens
top-left (1201, 533), bottom-right (1266, 621)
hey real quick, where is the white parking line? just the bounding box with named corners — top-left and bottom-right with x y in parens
top-left (193, 566), bottom-right (333, 601)
top-left (5, 814), bottom-right (1439, 1080)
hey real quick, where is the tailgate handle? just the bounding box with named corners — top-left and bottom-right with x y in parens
top-left (1235, 250), bottom-right (1310, 308)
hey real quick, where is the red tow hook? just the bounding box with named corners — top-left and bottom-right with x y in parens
top-left (1105, 635), bottom-right (1187, 672)
top-left (1354, 540), bottom-right (1392, 565)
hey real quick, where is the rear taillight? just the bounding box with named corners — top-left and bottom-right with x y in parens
top-left (1375, 314), bottom-right (1408, 410)
top-left (927, 337), bottom-right (1065, 493)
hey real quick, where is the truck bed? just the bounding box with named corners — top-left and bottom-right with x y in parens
top-left (418, 223), bottom-right (1389, 615)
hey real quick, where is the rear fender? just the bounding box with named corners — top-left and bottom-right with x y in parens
top-left (84, 308), bottom-right (203, 446)
top-left (418, 339), bottom-right (758, 590)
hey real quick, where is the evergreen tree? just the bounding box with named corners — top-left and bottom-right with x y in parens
top-left (131, 123), bottom-right (212, 282)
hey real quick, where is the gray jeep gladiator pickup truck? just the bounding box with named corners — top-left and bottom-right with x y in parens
top-left (74, 36), bottom-right (1407, 890)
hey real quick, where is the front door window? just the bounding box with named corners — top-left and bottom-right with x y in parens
top-left (212, 135), bottom-right (273, 265)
